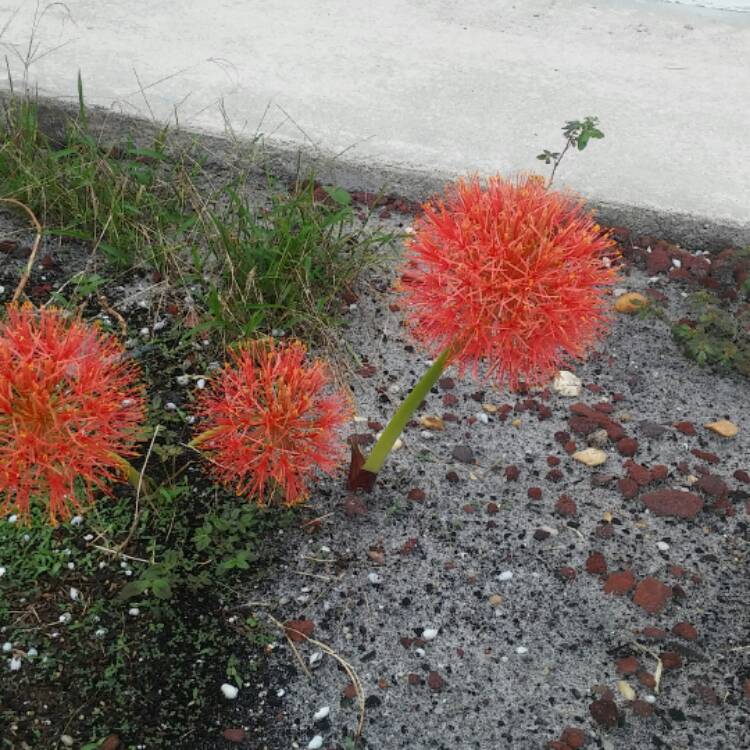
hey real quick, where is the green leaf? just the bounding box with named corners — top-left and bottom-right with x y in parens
top-left (322, 186), bottom-right (352, 206)
top-left (151, 578), bottom-right (173, 600)
top-left (117, 580), bottom-right (150, 601)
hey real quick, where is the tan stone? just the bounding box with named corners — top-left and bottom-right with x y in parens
top-left (419, 415), bottom-right (445, 431)
top-left (488, 594), bottom-right (503, 607)
top-left (572, 448), bottom-right (608, 467)
top-left (614, 292), bottom-right (649, 314)
top-left (704, 419), bottom-right (738, 438)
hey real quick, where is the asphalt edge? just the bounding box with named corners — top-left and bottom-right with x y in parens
top-left (8, 94), bottom-right (750, 252)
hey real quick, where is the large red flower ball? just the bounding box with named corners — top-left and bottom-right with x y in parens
top-left (399, 175), bottom-right (619, 388)
top-left (195, 339), bottom-right (352, 506)
top-left (0, 305), bottom-right (146, 523)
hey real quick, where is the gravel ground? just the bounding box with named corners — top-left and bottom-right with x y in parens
top-left (237, 235), bottom-right (750, 750)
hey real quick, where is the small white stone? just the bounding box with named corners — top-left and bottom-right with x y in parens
top-left (69, 588), bottom-right (80, 601)
top-left (415, 647), bottom-right (426, 657)
top-left (656, 541), bottom-right (670, 552)
top-left (0, 286), bottom-right (5, 295)
top-left (672, 258), bottom-right (682, 268)
top-left (552, 370), bottom-right (582, 397)
top-left (128, 607), bottom-right (140, 616)
top-left (0, 566), bottom-right (5, 577)
top-left (67, 562), bottom-right (75, 570)
top-left (9, 656), bottom-right (22, 671)
top-left (221, 683), bottom-right (239, 700)
top-left (58, 613), bottom-right (72, 624)
top-left (497, 571), bottom-right (513, 582)
top-left (60, 735), bottom-right (74, 747)
top-left (197, 378), bottom-right (206, 389)
top-left (309, 651), bottom-right (323, 668)
top-left (139, 327), bottom-right (150, 337)
top-left (475, 412), bottom-right (489, 424)
top-left (367, 572), bottom-right (382, 585)
top-left (2, 642), bottom-right (12, 653)
top-left (71, 515), bottom-right (83, 526)
top-left (276, 688), bottom-right (285, 697)
top-left (422, 628), bottom-right (439, 641)
top-left (27, 647), bottom-right (37, 658)
top-left (8, 515), bottom-right (17, 524)
top-left (95, 628), bottom-right (106, 638)
top-left (515, 646), bottom-right (528, 655)
top-left (645, 694), bottom-right (657, 704)
top-left (307, 736), bottom-right (324, 750)
top-left (313, 706), bottom-right (330, 721)
top-left (84, 534), bottom-right (94, 541)
top-left (165, 402), bottom-right (177, 411)
top-left (152, 319), bottom-right (167, 331)
top-left (388, 383), bottom-right (400, 394)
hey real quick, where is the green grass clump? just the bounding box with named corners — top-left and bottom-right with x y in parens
top-left (672, 289), bottom-right (750, 377)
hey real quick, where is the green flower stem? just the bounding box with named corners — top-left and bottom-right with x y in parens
top-left (362, 345), bottom-right (453, 474)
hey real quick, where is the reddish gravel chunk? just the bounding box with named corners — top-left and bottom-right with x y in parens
top-left (585, 552), bottom-right (608, 576)
top-left (674, 421), bottom-right (696, 435)
top-left (672, 622), bottom-right (699, 641)
top-left (616, 656), bottom-right (639, 675)
top-left (660, 651), bottom-right (683, 670)
top-left (616, 437), bottom-right (639, 457)
top-left (734, 469), bottom-right (750, 484)
top-left (633, 577), bottom-right (672, 614)
top-left (560, 727), bottom-right (587, 748)
top-left (528, 487), bottom-right (543, 501)
top-left (641, 626), bottom-right (667, 640)
top-left (642, 489), bottom-right (703, 519)
top-left (603, 570), bottom-right (636, 595)
top-left (589, 698), bottom-right (620, 729)
top-left (691, 448), bottom-right (720, 465)
top-left (555, 494), bottom-right (577, 517)
top-left (557, 566), bottom-right (577, 582)
top-left (625, 460), bottom-right (652, 486)
top-left (505, 465), bottom-right (520, 481)
top-left (618, 477), bottom-right (639, 499)
top-left (696, 474), bottom-right (728, 497)
top-left (631, 699), bottom-right (654, 717)
top-left (427, 671), bottom-right (445, 691)
top-left (649, 464), bottom-right (669, 482)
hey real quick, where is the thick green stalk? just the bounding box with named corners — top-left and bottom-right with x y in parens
top-left (362, 345), bottom-right (453, 474)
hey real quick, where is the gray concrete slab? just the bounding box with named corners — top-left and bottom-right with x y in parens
top-left (1, 0), bottom-right (749, 245)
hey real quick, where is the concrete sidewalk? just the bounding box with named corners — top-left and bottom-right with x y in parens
top-left (1, 0), bottom-right (749, 245)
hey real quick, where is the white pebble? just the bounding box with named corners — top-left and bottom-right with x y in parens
top-left (307, 736), bottom-right (323, 750)
top-left (128, 608), bottom-right (140, 616)
top-left (0, 286), bottom-right (5, 295)
top-left (60, 735), bottom-right (74, 747)
top-left (165, 402), bottom-right (177, 411)
top-left (27, 647), bottom-right (37, 658)
top-left (71, 515), bottom-right (83, 526)
top-left (221, 683), bottom-right (239, 700)
top-left (7, 515), bottom-right (17, 524)
top-left (515, 646), bottom-right (528, 655)
top-left (497, 571), bottom-right (513, 582)
top-left (276, 688), bottom-right (285, 698)
top-left (139, 327), bottom-right (150, 337)
top-left (671, 258), bottom-right (682, 268)
top-left (313, 706), bottom-right (330, 721)
top-left (309, 651), bottom-right (323, 668)
top-left (67, 562), bottom-right (75, 570)
top-left (152, 319), bottom-right (167, 331)
top-left (196, 378), bottom-right (206, 389)
top-left (475, 412), bottom-right (489, 424)
top-left (69, 587), bottom-right (80, 601)
top-left (415, 647), bottom-right (426, 657)
top-left (656, 541), bottom-right (670, 552)
top-left (645, 694), bottom-right (656, 704)
top-left (0, 567), bottom-right (5, 577)
top-left (422, 628), bottom-right (439, 641)
top-left (58, 613), bottom-right (72, 624)
top-left (95, 628), bottom-right (107, 638)
top-left (367, 572), bottom-right (382, 585)
top-left (2, 642), bottom-right (11, 653)
top-left (9, 656), bottom-right (22, 671)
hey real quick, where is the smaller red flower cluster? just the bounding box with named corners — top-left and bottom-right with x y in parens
top-left (195, 339), bottom-right (352, 506)
top-left (400, 175), bottom-right (619, 388)
top-left (0, 305), bottom-right (146, 523)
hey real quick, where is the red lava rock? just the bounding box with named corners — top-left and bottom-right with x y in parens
top-left (563, 441), bottom-right (577, 455)
top-left (611, 392), bottom-right (626, 402)
top-left (633, 577), bottom-right (672, 614)
top-left (342, 682), bottom-right (357, 699)
top-left (672, 622), bottom-right (698, 641)
top-left (674, 421), bottom-right (696, 435)
top-left (660, 651), bottom-right (683, 670)
top-left (594, 523), bottom-right (614, 540)
top-left (342, 495), bottom-right (367, 517)
top-left (570, 416), bottom-right (598, 435)
top-left (625, 461), bottom-right (652, 486)
top-left (407, 673), bottom-right (422, 685)
top-left (696, 474), bottom-right (728, 497)
top-left (743, 679), bottom-right (750, 702)
top-left (367, 420), bottom-right (383, 432)
top-left (547, 455), bottom-right (561, 467)
top-left (669, 565), bottom-right (686, 578)
top-left (589, 698), bottom-right (620, 729)
top-left (637, 670), bottom-right (657, 688)
top-left (408, 488), bottom-right (426, 503)
top-left (528, 487), bottom-right (543, 501)
top-left (486, 502), bottom-right (499, 514)
top-left (641, 626), bottom-right (667, 640)
top-left (546, 468), bottom-right (564, 483)
top-left (505, 465), bottom-right (520, 481)
top-left (604, 422), bottom-right (627, 442)
top-left (560, 727), bottom-right (587, 748)
top-left (283, 619), bottom-right (315, 643)
top-left (400, 538), bottom-right (418, 556)
top-left (557, 566), bottom-right (577, 582)
top-left (356, 363), bottom-right (377, 377)
top-left (442, 412), bottom-right (458, 422)
top-left (585, 552), bottom-right (608, 576)
top-left (591, 473), bottom-right (615, 488)
top-left (734, 469), bottom-right (750, 484)
top-left (446, 471), bottom-right (459, 483)
top-left (400, 637), bottom-right (414, 648)
top-left (618, 477), bottom-right (639, 499)
top-left (594, 402), bottom-right (614, 414)
top-left (222, 728), bottom-right (246, 744)
top-left (98, 736), bottom-right (122, 750)
top-left (546, 489), bottom-right (570, 513)
top-left (555, 430), bottom-right (571, 444)
top-left (466, 416), bottom-right (477, 426)
top-left (649, 464), bottom-right (669, 482)
top-left (438, 377), bottom-right (455, 389)
top-left (462, 504), bottom-right (475, 514)
top-left (348, 432), bottom-right (375, 446)
top-left (642, 489), bottom-right (703, 519)
top-left (427, 671), bottom-right (445, 691)
top-left (691, 448), bottom-right (720, 465)
top-left (631, 699), bottom-right (654, 718)
top-left (603, 570), bottom-right (636, 595)
top-left (537, 405), bottom-right (553, 420)
top-left (617, 437), bottom-right (639, 457)
top-left (647, 245), bottom-right (671, 274)
top-left (442, 393), bottom-right (458, 406)
top-left (616, 656), bottom-right (640, 675)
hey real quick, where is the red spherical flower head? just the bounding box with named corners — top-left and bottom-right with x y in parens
top-left (399, 175), bottom-right (619, 388)
top-left (195, 339), bottom-right (353, 506)
top-left (0, 305), bottom-right (146, 524)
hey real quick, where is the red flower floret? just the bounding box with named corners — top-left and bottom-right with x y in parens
top-left (0, 305), bottom-right (146, 523)
top-left (195, 339), bottom-right (352, 506)
top-left (400, 175), bottom-right (619, 388)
